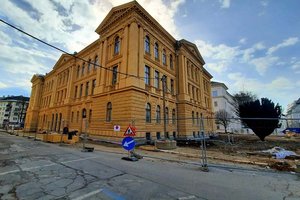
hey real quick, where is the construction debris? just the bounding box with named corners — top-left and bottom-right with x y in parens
top-left (261, 147), bottom-right (297, 159)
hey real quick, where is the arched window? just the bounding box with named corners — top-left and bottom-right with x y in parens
top-left (154, 42), bottom-right (159, 59)
top-left (106, 102), bottom-right (112, 122)
top-left (165, 107), bottom-right (169, 124)
top-left (94, 55), bottom-right (99, 70)
top-left (145, 35), bottom-right (150, 53)
top-left (114, 36), bottom-right (120, 54)
top-left (156, 105), bottom-right (161, 123)
top-left (170, 54), bottom-right (173, 69)
top-left (146, 103), bottom-right (151, 123)
top-left (172, 109), bottom-right (176, 124)
top-left (162, 49), bottom-right (166, 65)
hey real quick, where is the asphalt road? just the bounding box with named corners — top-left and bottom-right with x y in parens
top-left (0, 132), bottom-right (299, 200)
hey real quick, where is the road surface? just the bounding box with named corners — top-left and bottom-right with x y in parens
top-left (0, 132), bottom-right (299, 200)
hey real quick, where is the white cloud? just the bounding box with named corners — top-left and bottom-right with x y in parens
top-left (267, 77), bottom-right (294, 90)
top-left (292, 61), bottom-right (300, 74)
top-left (1, 0), bottom-right (184, 51)
top-left (0, 30), bottom-right (12, 45)
top-left (0, 0), bottom-right (184, 92)
top-left (195, 39), bottom-right (240, 73)
top-left (242, 42), bottom-right (265, 62)
top-left (291, 61), bottom-right (300, 70)
top-left (267, 37), bottom-right (299, 55)
top-left (260, 0), bottom-right (269, 7)
top-left (227, 73), bottom-right (298, 107)
top-left (219, 0), bottom-right (231, 8)
top-left (250, 56), bottom-right (279, 76)
top-left (239, 38), bottom-right (247, 44)
top-left (136, 0), bottom-right (185, 39)
top-left (0, 82), bottom-right (8, 89)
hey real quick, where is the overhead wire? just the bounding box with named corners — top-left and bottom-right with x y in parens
top-left (0, 18), bottom-right (165, 81)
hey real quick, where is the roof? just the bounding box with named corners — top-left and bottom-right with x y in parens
top-left (179, 39), bottom-right (205, 65)
top-left (0, 96), bottom-right (30, 101)
top-left (211, 81), bottom-right (228, 90)
top-left (95, 1), bottom-right (176, 43)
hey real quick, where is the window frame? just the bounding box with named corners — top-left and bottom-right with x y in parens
top-left (106, 102), bottom-right (112, 122)
top-left (146, 103), bottom-right (151, 123)
top-left (144, 35), bottom-right (150, 53)
top-left (156, 105), bottom-right (161, 123)
top-left (154, 70), bottom-right (159, 89)
top-left (154, 42), bottom-right (159, 60)
top-left (145, 65), bottom-right (150, 85)
top-left (112, 66), bottom-right (118, 85)
top-left (114, 36), bottom-right (120, 55)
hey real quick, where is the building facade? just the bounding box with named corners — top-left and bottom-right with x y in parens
top-left (211, 81), bottom-right (252, 134)
top-left (25, 1), bottom-right (214, 141)
top-left (286, 98), bottom-right (300, 128)
top-left (0, 96), bottom-right (29, 128)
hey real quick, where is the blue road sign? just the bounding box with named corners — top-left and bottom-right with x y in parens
top-left (122, 137), bottom-right (135, 151)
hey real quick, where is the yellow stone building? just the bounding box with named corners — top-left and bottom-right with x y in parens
top-left (25, 1), bottom-right (214, 142)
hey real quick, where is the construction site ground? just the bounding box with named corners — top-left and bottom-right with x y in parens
top-left (77, 133), bottom-right (300, 172)
top-left (4, 130), bottom-right (300, 172)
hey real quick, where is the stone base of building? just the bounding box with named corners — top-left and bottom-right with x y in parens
top-left (155, 140), bottom-right (177, 150)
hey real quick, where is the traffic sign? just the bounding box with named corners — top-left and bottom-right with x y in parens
top-left (122, 137), bottom-right (135, 151)
top-left (124, 125), bottom-right (136, 137)
top-left (114, 125), bottom-right (120, 132)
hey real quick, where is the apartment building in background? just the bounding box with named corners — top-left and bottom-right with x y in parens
top-left (0, 96), bottom-right (29, 128)
top-left (25, 1), bottom-right (214, 141)
top-left (286, 98), bottom-right (300, 128)
top-left (211, 81), bottom-right (253, 134)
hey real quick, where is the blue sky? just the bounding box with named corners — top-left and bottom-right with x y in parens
top-left (0, 0), bottom-right (299, 112)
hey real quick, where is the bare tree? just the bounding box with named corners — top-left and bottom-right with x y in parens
top-left (215, 109), bottom-right (233, 143)
top-left (215, 109), bottom-right (231, 134)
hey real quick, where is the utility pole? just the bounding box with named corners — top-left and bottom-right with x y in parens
top-left (200, 116), bottom-right (208, 171)
top-left (161, 75), bottom-right (167, 139)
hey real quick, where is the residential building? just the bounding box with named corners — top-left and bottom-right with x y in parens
top-left (286, 98), bottom-right (300, 128)
top-left (0, 96), bottom-right (29, 128)
top-left (25, 1), bottom-right (214, 141)
top-left (211, 81), bottom-right (252, 134)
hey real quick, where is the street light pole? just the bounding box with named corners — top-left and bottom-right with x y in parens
top-left (161, 76), bottom-right (167, 139)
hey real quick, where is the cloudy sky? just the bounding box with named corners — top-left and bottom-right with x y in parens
top-left (0, 0), bottom-right (299, 111)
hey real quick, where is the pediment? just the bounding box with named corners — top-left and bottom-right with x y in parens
top-left (95, 1), bottom-right (137, 35)
top-left (180, 39), bottom-right (205, 65)
top-left (53, 54), bottom-right (71, 70)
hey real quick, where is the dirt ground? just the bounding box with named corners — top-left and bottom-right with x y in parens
top-left (6, 130), bottom-right (300, 172)
top-left (163, 134), bottom-right (300, 172)
top-left (80, 133), bottom-right (300, 172)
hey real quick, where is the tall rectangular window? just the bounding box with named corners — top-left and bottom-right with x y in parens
top-left (87, 59), bottom-right (92, 73)
top-left (170, 54), bottom-right (173, 69)
top-left (112, 66), bottom-right (118, 85)
top-left (145, 65), bottom-right (150, 85)
top-left (71, 112), bottom-right (74, 123)
top-left (162, 49), bottom-right (166, 65)
top-left (92, 79), bottom-right (96, 95)
top-left (145, 36), bottom-right (150, 53)
top-left (154, 70), bottom-right (159, 88)
top-left (85, 82), bottom-right (89, 96)
top-left (77, 66), bottom-right (80, 78)
top-left (171, 79), bottom-right (174, 95)
top-left (81, 63), bottom-right (85, 76)
top-left (79, 84), bottom-right (83, 97)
